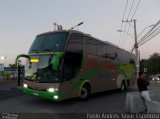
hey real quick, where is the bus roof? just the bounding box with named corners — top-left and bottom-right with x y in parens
top-left (37, 30), bottom-right (135, 56)
top-left (67, 30), bottom-right (135, 55)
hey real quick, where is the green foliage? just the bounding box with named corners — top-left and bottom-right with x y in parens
top-left (140, 53), bottom-right (160, 74)
top-left (9, 64), bottom-right (16, 68)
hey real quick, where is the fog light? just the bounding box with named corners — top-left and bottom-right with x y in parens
top-left (47, 88), bottom-right (55, 93)
top-left (53, 95), bottom-right (59, 100)
top-left (23, 84), bottom-right (28, 88)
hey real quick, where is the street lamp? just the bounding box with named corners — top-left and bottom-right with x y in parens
top-left (0, 56), bottom-right (7, 67)
top-left (70, 22), bottom-right (84, 30)
top-left (1, 56), bottom-right (5, 60)
top-left (0, 55), bottom-right (9, 67)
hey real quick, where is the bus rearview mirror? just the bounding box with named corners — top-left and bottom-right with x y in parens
top-left (15, 54), bottom-right (31, 68)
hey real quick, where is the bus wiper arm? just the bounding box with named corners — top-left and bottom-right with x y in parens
top-left (43, 49), bottom-right (55, 52)
top-left (31, 49), bottom-right (39, 53)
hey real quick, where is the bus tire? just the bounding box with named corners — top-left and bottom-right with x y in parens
top-left (79, 84), bottom-right (91, 101)
top-left (120, 80), bottom-right (126, 91)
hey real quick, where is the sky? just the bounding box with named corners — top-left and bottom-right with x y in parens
top-left (0, 0), bottom-right (160, 65)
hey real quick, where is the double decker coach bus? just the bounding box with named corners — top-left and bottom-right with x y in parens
top-left (16, 29), bottom-right (136, 101)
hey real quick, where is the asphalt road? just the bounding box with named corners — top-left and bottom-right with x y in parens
top-left (0, 89), bottom-right (127, 113)
top-left (0, 80), bottom-right (159, 119)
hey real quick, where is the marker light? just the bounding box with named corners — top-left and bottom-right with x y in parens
top-left (23, 84), bottom-right (28, 88)
top-left (30, 59), bottom-right (39, 63)
top-left (47, 88), bottom-right (55, 93)
top-left (53, 95), bottom-right (59, 100)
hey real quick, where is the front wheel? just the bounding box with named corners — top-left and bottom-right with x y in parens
top-left (79, 85), bottom-right (91, 100)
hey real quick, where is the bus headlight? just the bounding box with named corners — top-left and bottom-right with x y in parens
top-left (47, 88), bottom-right (55, 93)
top-left (53, 95), bottom-right (59, 100)
top-left (23, 84), bottom-right (28, 88)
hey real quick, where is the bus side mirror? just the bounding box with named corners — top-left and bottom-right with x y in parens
top-left (51, 52), bottom-right (64, 70)
top-left (15, 54), bottom-right (31, 68)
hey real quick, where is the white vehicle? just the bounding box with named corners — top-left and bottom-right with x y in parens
top-left (152, 76), bottom-right (160, 81)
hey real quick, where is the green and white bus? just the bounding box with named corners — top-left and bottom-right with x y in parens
top-left (16, 30), bottom-right (136, 101)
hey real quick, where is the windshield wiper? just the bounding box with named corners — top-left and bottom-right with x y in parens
top-left (31, 49), bottom-right (39, 53)
top-left (38, 80), bottom-right (50, 83)
top-left (25, 77), bottom-right (35, 82)
top-left (43, 49), bottom-right (55, 52)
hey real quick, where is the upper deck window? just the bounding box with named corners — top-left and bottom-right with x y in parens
top-left (29, 32), bottom-right (68, 53)
top-left (66, 33), bottom-right (84, 53)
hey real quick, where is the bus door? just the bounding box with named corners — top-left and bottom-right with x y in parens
top-left (60, 52), bottom-right (83, 99)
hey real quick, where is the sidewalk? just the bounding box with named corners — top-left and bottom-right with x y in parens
top-left (127, 80), bottom-right (160, 92)
top-left (0, 79), bottom-right (24, 101)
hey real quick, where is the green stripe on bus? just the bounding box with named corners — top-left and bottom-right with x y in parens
top-left (82, 68), bottom-right (102, 80)
top-left (119, 64), bottom-right (135, 80)
top-left (62, 68), bottom-right (102, 97)
top-left (51, 52), bottom-right (64, 70)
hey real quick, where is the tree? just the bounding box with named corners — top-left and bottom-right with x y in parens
top-left (140, 53), bottom-right (160, 74)
top-left (9, 64), bottom-right (16, 68)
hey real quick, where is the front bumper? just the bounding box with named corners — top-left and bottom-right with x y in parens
top-left (23, 87), bottom-right (60, 101)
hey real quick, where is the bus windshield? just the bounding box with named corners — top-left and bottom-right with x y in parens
top-left (25, 55), bottom-right (60, 83)
top-left (29, 32), bottom-right (69, 53)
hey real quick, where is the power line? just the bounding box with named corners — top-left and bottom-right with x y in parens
top-left (138, 25), bottom-right (160, 46)
top-left (131, 26), bottom-right (160, 52)
top-left (130, 27), bottom-right (160, 52)
top-left (138, 0), bottom-right (156, 29)
top-left (118, 0), bottom-right (129, 47)
top-left (126, 0), bottom-right (135, 20)
top-left (139, 26), bottom-right (160, 47)
top-left (138, 19), bottom-right (160, 44)
top-left (137, 25), bottom-right (154, 38)
top-left (122, 0), bottom-right (141, 48)
top-left (131, 0), bottom-right (141, 19)
top-left (131, 19), bottom-right (160, 52)
top-left (122, 0), bottom-right (129, 20)
top-left (120, 0), bottom-right (135, 48)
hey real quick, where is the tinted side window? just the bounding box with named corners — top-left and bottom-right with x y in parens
top-left (119, 50), bottom-right (126, 63)
top-left (97, 41), bottom-right (106, 57)
top-left (85, 37), bottom-right (97, 55)
top-left (66, 34), bottom-right (84, 53)
top-left (106, 45), bottom-right (116, 59)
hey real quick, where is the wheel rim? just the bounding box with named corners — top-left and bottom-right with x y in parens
top-left (80, 88), bottom-right (88, 99)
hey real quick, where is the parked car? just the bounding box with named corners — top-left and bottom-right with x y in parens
top-left (152, 76), bottom-right (160, 81)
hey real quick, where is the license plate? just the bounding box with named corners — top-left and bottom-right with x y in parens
top-left (33, 92), bottom-right (39, 96)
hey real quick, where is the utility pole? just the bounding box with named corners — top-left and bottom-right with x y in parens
top-left (133, 19), bottom-right (139, 79)
top-left (122, 19), bottom-right (139, 79)
top-left (18, 60), bottom-right (21, 86)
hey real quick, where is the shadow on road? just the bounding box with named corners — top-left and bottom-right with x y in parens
top-left (27, 88), bottom-right (128, 105)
